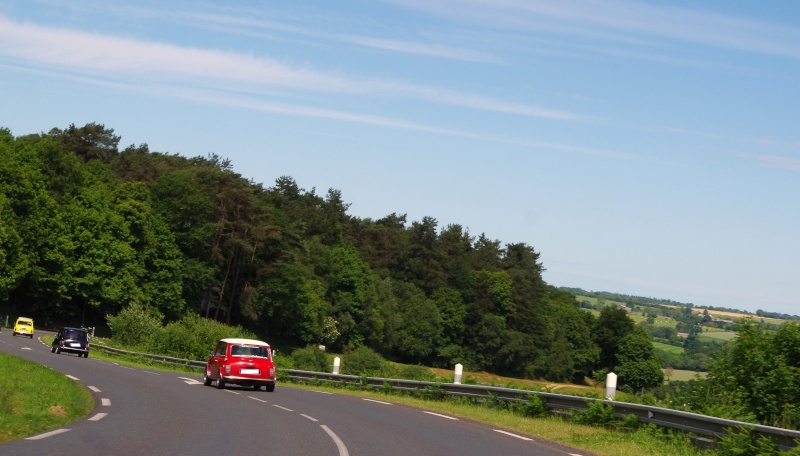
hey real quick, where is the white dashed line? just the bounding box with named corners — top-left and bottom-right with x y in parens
top-left (494, 429), bottom-right (532, 441)
top-left (311, 390), bottom-right (333, 394)
top-left (273, 404), bottom-right (294, 412)
top-left (101, 398), bottom-right (111, 406)
top-left (423, 411), bottom-right (458, 420)
top-left (88, 413), bottom-right (108, 421)
top-left (248, 396), bottom-right (268, 403)
top-left (301, 414), bottom-right (319, 422)
top-left (362, 398), bottom-right (392, 405)
top-left (66, 375), bottom-right (79, 381)
top-left (224, 390), bottom-right (241, 395)
top-left (320, 425), bottom-right (350, 456)
top-left (25, 429), bottom-right (71, 440)
top-left (88, 386), bottom-right (101, 393)
top-left (143, 371), bottom-right (159, 375)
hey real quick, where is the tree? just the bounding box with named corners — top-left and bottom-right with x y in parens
top-left (615, 327), bottom-right (664, 391)
top-left (594, 306), bottom-right (635, 370)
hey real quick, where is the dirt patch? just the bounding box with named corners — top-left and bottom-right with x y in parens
top-left (48, 405), bottom-right (68, 417)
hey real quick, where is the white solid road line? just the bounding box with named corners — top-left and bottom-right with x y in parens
top-left (88, 413), bottom-right (108, 421)
top-left (361, 398), bottom-right (392, 405)
top-left (423, 411), bottom-right (459, 420)
top-left (25, 429), bottom-right (71, 440)
top-left (320, 425), bottom-right (350, 456)
top-left (494, 429), bottom-right (533, 441)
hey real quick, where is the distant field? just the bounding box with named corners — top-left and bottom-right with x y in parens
top-left (664, 369), bottom-right (707, 381)
top-left (699, 328), bottom-right (737, 341)
top-left (653, 342), bottom-right (683, 354)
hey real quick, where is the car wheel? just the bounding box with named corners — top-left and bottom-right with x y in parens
top-left (29, 334), bottom-right (33, 339)
top-left (55, 347), bottom-right (61, 355)
top-left (51, 346), bottom-right (56, 353)
top-left (84, 352), bottom-right (89, 358)
top-left (203, 370), bottom-right (212, 386)
top-left (266, 384), bottom-right (275, 392)
top-left (216, 372), bottom-right (225, 390)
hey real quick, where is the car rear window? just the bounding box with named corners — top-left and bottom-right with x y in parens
top-left (230, 345), bottom-right (270, 358)
top-left (64, 329), bottom-right (88, 341)
top-left (18, 321), bottom-right (32, 326)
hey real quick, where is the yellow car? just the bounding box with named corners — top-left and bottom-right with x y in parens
top-left (13, 317), bottom-right (34, 338)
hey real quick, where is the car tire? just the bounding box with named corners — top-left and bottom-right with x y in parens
top-left (84, 352), bottom-right (89, 358)
top-left (55, 347), bottom-right (61, 354)
top-left (216, 373), bottom-right (225, 390)
top-left (266, 384), bottom-right (275, 392)
top-left (29, 334), bottom-right (33, 339)
top-left (203, 370), bottom-right (212, 386)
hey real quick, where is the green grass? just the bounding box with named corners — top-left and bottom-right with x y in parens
top-left (0, 352), bottom-right (94, 442)
top-left (698, 329), bottom-right (737, 342)
top-left (653, 342), bottom-right (684, 354)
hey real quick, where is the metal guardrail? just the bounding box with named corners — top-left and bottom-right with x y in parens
top-left (93, 345), bottom-right (800, 451)
top-left (94, 344), bottom-right (206, 369)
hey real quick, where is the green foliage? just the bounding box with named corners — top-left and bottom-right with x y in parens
top-left (342, 345), bottom-right (386, 376)
top-left (395, 364), bottom-right (437, 381)
top-left (106, 302), bottom-right (164, 348)
top-left (574, 401), bottom-right (616, 426)
top-left (512, 395), bottom-right (548, 418)
top-left (616, 327), bottom-right (664, 390)
top-left (290, 345), bottom-right (331, 372)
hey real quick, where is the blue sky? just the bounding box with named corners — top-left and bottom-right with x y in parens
top-left (1, 1), bottom-right (798, 315)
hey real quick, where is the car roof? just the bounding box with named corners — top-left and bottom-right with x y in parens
top-left (220, 338), bottom-right (270, 347)
top-left (16, 317), bottom-right (33, 321)
top-left (62, 326), bottom-right (86, 331)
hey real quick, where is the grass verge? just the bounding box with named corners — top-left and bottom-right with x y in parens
top-left (0, 352), bottom-right (94, 442)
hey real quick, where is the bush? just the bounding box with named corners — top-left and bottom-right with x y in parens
top-left (513, 395), bottom-right (548, 418)
top-left (290, 345), bottom-right (330, 372)
top-left (574, 401), bottom-right (616, 426)
top-left (396, 364), bottom-right (437, 381)
top-left (106, 302), bottom-right (163, 348)
top-left (342, 346), bottom-right (386, 376)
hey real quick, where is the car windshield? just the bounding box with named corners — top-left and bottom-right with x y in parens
top-left (64, 329), bottom-right (87, 341)
top-left (230, 345), bottom-right (269, 358)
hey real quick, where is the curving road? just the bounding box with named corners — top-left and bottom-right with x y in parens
top-left (0, 331), bottom-right (592, 456)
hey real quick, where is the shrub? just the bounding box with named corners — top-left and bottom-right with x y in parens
top-left (342, 346), bottom-right (386, 376)
top-left (397, 364), bottom-right (437, 381)
top-left (106, 302), bottom-right (163, 348)
top-left (574, 401), bottom-right (616, 426)
top-left (513, 395), bottom-right (548, 418)
top-left (290, 345), bottom-right (330, 372)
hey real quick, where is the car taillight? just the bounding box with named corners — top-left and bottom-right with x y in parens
top-left (270, 368), bottom-right (275, 378)
top-left (225, 365), bottom-right (231, 375)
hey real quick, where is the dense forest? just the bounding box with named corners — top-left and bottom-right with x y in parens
top-left (0, 123), bottom-right (663, 388)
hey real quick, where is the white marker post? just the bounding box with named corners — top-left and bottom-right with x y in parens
top-left (605, 372), bottom-right (617, 400)
top-left (453, 363), bottom-right (463, 384)
top-left (333, 357), bottom-right (340, 375)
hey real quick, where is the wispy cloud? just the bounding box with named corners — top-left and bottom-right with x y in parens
top-left (0, 15), bottom-right (583, 122)
top-left (389, 0), bottom-right (800, 59)
top-left (736, 153), bottom-right (800, 172)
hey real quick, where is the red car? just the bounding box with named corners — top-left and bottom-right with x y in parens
top-left (204, 338), bottom-right (276, 392)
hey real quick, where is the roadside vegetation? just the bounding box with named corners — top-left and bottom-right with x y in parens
top-left (0, 352), bottom-right (93, 442)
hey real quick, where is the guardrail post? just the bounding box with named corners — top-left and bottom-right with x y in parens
top-left (454, 363), bottom-right (463, 384)
top-left (605, 372), bottom-right (617, 400)
top-left (333, 357), bottom-right (340, 374)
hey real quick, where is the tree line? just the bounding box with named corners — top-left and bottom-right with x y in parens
top-left (0, 123), bottom-right (678, 392)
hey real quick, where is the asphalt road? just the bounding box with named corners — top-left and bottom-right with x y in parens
top-left (0, 330), bottom-right (592, 456)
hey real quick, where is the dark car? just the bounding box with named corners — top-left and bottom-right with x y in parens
top-left (51, 327), bottom-right (90, 358)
